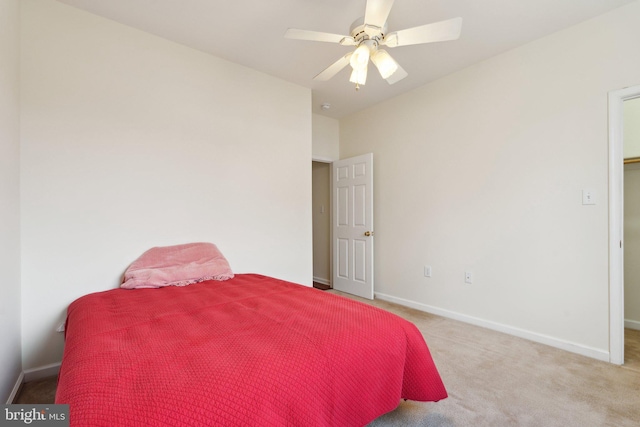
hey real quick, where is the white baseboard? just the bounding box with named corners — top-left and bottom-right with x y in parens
top-left (375, 292), bottom-right (610, 363)
top-left (6, 371), bottom-right (24, 404)
top-left (313, 276), bottom-right (331, 286)
top-left (625, 319), bottom-right (640, 331)
top-left (23, 362), bottom-right (61, 383)
top-left (5, 363), bottom-right (61, 404)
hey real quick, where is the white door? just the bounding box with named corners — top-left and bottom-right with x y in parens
top-left (332, 153), bottom-right (374, 299)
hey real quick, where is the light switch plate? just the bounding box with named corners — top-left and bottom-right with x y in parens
top-left (582, 190), bottom-right (596, 205)
top-left (424, 266), bottom-right (432, 277)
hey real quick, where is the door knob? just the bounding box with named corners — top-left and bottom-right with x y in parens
top-left (364, 231), bottom-right (374, 237)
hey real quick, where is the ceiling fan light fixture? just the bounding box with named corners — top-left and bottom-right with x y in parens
top-left (371, 49), bottom-right (398, 79)
top-left (285, 0), bottom-right (463, 90)
top-left (349, 43), bottom-right (370, 71)
top-left (349, 66), bottom-right (368, 86)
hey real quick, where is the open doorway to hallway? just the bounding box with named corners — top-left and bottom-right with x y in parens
top-left (609, 85), bottom-right (640, 364)
top-left (312, 161), bottom-right (331, 290)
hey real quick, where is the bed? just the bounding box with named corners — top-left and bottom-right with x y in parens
top-left (55, 244), bottom-right (447, 426)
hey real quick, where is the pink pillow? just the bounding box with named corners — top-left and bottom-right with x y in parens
top-left (121, 242), bottom-right (234, 289)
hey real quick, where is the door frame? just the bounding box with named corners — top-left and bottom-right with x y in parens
top-left (608, 84), bottom-right (640, 365)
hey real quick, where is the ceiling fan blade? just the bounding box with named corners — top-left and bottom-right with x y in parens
top-left (285, 28), bottom-right (356, 45)
top-left (384, 17), bottom-right (462, 47)
top-left (364, 0), bottom-right (395, 29)
top-left (314, 53), bottom-right (353, 81)
top-left (385, 63), bottom-right (408, 85)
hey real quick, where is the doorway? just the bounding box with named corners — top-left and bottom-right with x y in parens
top-left (312, 161), bottom-right (332, 289)
top-left (609, 85), bottom-right (640, 365)
top-left (623, 97), bottom-right (640, 367)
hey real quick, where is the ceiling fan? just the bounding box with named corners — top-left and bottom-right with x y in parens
top-left (285, 0), bottom-right (462, 90)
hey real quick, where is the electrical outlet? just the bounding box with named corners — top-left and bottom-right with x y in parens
top-left (424, 266), bottom-right (432, 278)
top-left (465, 271), bottom-right (473, 284)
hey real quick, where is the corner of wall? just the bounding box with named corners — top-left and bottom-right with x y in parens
top-left (0, 0), bottom-right (23, 405)
top-left (312, 114), bottom-right (340, 161)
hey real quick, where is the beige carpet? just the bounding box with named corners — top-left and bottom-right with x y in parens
top-left (324, 291), bottom-right (640, 427)
top-left (13, 375), bottom-right (57, 404)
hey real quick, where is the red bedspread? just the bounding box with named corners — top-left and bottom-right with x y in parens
top-left (56, 274), bottom-right (447, 426)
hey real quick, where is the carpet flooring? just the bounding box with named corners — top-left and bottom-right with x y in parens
top-left (13, 375), bottom-right (56, 404)
top-left (14, 294), bottom-right (640, 426)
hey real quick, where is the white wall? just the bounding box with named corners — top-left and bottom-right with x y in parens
top-left (0, 0), bottom-right (22, 402)
top-left (20, 0), bottom-right (312, 369)
top-left (340, 1), bottom-right (640, 359)
top-left (312, 113), bottom-right (339, 162)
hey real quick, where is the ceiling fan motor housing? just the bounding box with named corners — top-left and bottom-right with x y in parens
top-left (350, 17), bottom-right (387, 45)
